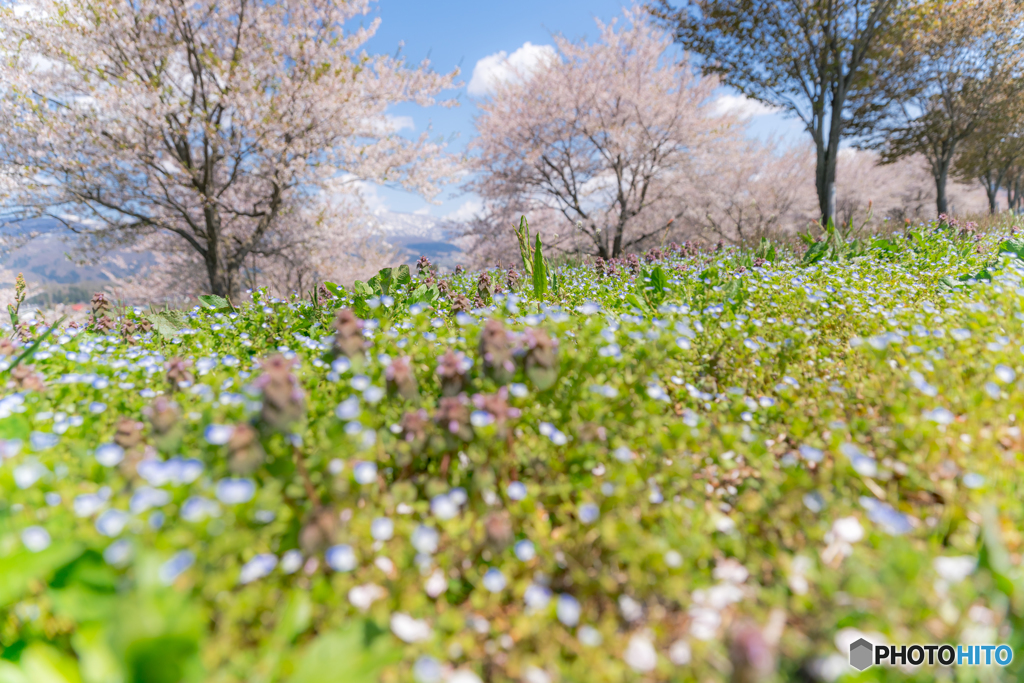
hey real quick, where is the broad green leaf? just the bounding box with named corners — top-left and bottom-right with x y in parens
top-left (145, 310), bottom-right (186, 338)
top-left (197, 295), bottom-right (230, 311)
top-left (288, 623), bottom-right (400, 683)
top-left (19, 643), bottom-right (82, 683)
top-left (71, 624), bottom-right (123, 683)
top-left (0, 543), bottom-right (84, 607)
top-left (395, 264), bottom-right (412, 287)
top-left (322, 282), bottom-right (343, 298)
top-left (353, 280), bottom-right (374, 298)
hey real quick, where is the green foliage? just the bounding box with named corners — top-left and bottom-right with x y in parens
top-left (514, 215), bottom-right (535, 278)
top-left (4, 216), bottom-right (1024, 682)
top-left (531, 233), bottom-right (547, 301)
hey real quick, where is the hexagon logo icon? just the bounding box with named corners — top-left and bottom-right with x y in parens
top-left (849, 638), bottom-right (874, 671)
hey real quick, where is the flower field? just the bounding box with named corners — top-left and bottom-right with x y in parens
top-left (4, 219), bottom-right (1024, 682)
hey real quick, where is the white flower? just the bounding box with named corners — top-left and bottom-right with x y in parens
top-left (425, 569), bottom-right (447, 598)
top-left (348, 584), bottom-right (386, 612)
top-left (934, 556), bottom-right (976, 584)
top-left (390, 613), bottom-right (432, 643)
top-left (623, 633), bottom-right (658, 672)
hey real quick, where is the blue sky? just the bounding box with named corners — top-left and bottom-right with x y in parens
top-left (358, 0), bottom-right (805, 218)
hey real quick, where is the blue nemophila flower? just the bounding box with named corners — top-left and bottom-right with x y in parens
top-left (524, 583), bottom-right (552, 612)
top-left (962, 473), bottom-right (985, 489)
top-left (130, 487), bottom-right (170, 514)
top-left (205, 424), bottom-right (235, 445)
top-left (538, 422), bottom-right (567, 445)
top-left (326, 544), bottom-right (357, 572)
top-left (74, 494), bottom-right (106, 517)
top-left (507, 481), bottom-right (527, 501)
top-left (103, 539), bottom-right (133, 567)
top-left (239, 554), bottom-right (278, 584)
top-left (371, 517), bottom-right (394, 541)
top-left (160, 551), bottom-right (195, 584)
top-left (413, 656), bottom-right (443, 683)
top-left (509, 383), bottom-right (528, 398)
top-left (280, 550), bottom-right (303, 574)
top-left (514, 539), bottom-right (535, 561)
top-left (95, 443), bottom-right (125, 467)
top-left (859, 497), bottom-right (913, 535)
top-left (470, 410), bottom-right (493, 428)
top-left (798, 445), bottom-right (824, 463)
top-left (995, 364), bottom-right (1016, 384)
top-left (578, 503), bottom-right (600, 524)
top-left (578, 625), bottom-right (603, 647)
top-left (556, 593), bottom-right (581, 626)
top-left (216, 478), bottom-right (256, 504)
top-left (21, 526), bottom-right (51, 552)
top-left (803, 491), bottom-right (826, 513)
top-left (482, 568), bottom-right (507, 592)
top-left (138, 457), bottom-right (204, 486)
top-left (30, 431), bottom-right (59, 451)
top-left (353, 461), bottom-right (377, 484)
top-left (95, 509), bottom-right (129, 537)
top-left (89, 402), bottom-right (107, 414)
top-left (612, 446), bottom-right (634, 462)
top-left (45, 492), bottom-right (61, 506)
top-left (411, 525), bottom-right (439, 554)
top-left (923, 407), bottom-right (955, 425)
top-left (181, 497), bottom-right (220, 522)
top-left (985, 381), bottom-right (1002, 399)
top-left (589, 384), bottom-right (618, 399)
top-left (14, 461), bottom-right (48, 489)
top-left (839, 443), bottom-right (877, 477)
top-left (449, 487), bottom-right (468, 506)
top-left (430, 494), bottom-right (458, 520)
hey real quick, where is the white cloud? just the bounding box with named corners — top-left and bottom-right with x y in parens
top-left (386, 115), bottom-right (415, 132)
top-left (444, 199), bottom-right (483, 222)
top-left (712, 94), bottom-right (780, 119)
top-left (468, 42), bottom-right (557, 97)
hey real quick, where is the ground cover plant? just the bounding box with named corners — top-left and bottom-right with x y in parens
top-left (4, 217), bottom-right (1024, 682)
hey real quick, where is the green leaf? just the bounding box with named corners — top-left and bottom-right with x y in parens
top-left (515, 215), bottom-right (534, 277)
top-left (395, 264), bottom-right (412, 288)
top-left (7, 303), bottom-right (17, 328)
top-left (0, 543), bottom-right (85, 607)
top-left (288, 622), bottom-right (401, 683)
top-left (197, 295), bottom-right (230, 311)
top-left (1000, 237), bottom-right (1024, 260)
top-left (625, 293), bottom-right (651, 314)
top-left (353, 280), bottom-right (374, 298)
top-left (532, 234), bottom-right (547, 300)
top-left (145, 311), bottom-right (186, 338)
top-left (322, 282), bottom-right (343, 298)
top-left (71, 624), bottom-right (123, 683)
top-left (19, 644), bottom-right (82, 683)
top-left (376, 268), bottom-right (394, 296)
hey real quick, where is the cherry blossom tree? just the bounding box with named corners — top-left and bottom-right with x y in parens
top-left (462, 8), bottom-right (732, 260)
top-left (694, 137), bottom-right (816, 245)
top-left (0, 0), bottom-right (458, 299)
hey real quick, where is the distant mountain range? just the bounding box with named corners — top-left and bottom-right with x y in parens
top-left (373, 210), bottom-right (464, 268)
top-left (1, 212), bottom-right (464, 299)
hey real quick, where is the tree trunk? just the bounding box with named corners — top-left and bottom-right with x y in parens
top-left (934, 156), bottom-right (951, 216)
top-left (815, 86), bottom-right (844, 228)
top-left (202, 204), bottom-right (238, 300)
top-left (981, 173), bottom-right (999, 214)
